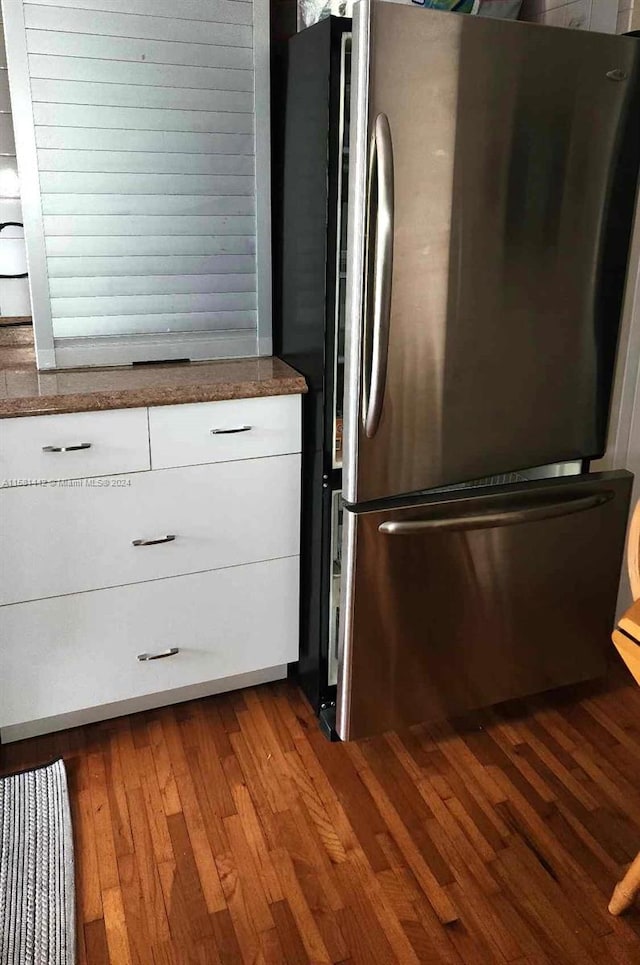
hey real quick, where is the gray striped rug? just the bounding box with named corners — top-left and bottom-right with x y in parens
top-left (0, 759), bottom-right (75, 965)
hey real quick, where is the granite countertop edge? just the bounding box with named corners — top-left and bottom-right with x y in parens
top-left (0, 355), bottom-right (307, 419)
top-left (0, 377), bottom-right (307, 419)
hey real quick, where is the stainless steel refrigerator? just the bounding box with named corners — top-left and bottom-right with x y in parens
top-left (336, 1), bottom-right (640, 739)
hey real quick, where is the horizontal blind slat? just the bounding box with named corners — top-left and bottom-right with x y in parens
top-left (35, 127), bottom-right (254, 154)
top-left (24, 6), bottom-right (253, 41)
top-left (40, 172), bottom-right (255, 194)
top-left (51, 290), bottom-right (257, 316)
top-left (40, 171), bottom-right (255, 196)
top-left (25, 0), bottom-right (253, 24)
top-left (29, 55), bottom-right (254, 91)
top-left (41, 194), bottom-right (256, 216)
top-left (26, 30), bottom-right (254, 68)
top-left (31, 79), bottom-right (254, 112)
top-left (49, 271), bottom-right (257, 296)
top-left (43, 214), bottom-right (256, 235)
top-left (38, 150), bottom-right (255, 175)
top-left (34, 104), bottom-right (254, 132)
top-left (47, 254), bottom-right (257, 277)
top-left (52, 310), bottom-right (257, 338)
top-left (46, 236), bottom-right (256, 257)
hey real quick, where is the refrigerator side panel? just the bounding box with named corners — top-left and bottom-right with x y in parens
top-left (337, 471), bottom-right (632, 740)
top-left (351, 4), bottom-right (640, 504)
top-left (277, 19), bottom-right (332, 712)
top-left (277, 18), bottom-right (352, 712)
top-left (343, 0), bottom-right (370, 503)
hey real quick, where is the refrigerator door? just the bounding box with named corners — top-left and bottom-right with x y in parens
top-left (344, 2), bottom-right (640, 504)
top-left (336, 471), bottom-right (632, 740)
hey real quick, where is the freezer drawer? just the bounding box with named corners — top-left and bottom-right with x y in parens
top-left (337, 471), bottom-right (632, 740)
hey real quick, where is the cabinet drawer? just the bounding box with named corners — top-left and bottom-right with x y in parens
top-left (0, 557), bottom-right (299, 736)
top-left (0, 454), bottom-right (300, 605)
top-left (148, 394), bottom-right (301, 469)
top-left (0, 408), bottom-right (150, 484)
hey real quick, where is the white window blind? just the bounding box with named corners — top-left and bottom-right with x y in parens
top-left (2, 0), bottom-right (271, 368)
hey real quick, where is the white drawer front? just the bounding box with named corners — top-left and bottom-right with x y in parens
top-left (0, 557), bottom-right (299, 731)
top-left (148, 394), bottom-right (301, 469)
top-left (0, 454), bottom-right (300, 605)
top-left (0, 408), bottom-right (150, 484)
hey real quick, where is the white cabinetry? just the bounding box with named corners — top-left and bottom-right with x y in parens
top-left (0, 393), bottom-right (301, 741)
top-left (1, 455), bottom-right (299, 605)
top-left (148, 394), bottom-right (301, 469)
top-left (0, 406), bottom-right (150, 482)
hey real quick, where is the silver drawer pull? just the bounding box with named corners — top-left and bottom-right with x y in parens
top-left (132, 534), bottom-right (176, 547)
top-left (210, 425), bottom-right (252, 435)
top-left (42, 442), bottom-right (91, 452)
top-left (137, 647), bottom-right (179, 662)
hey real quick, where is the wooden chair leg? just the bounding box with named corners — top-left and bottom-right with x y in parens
top-left (609, 851), bottom-right (640, 915)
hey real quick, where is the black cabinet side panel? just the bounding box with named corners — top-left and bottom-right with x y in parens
top-left (276, 19), bottom-right (337, 712)
top-left (278, 17), bottom-right (332, 392)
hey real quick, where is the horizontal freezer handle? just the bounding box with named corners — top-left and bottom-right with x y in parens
top-left (378, 491), bottom-right (613, 535)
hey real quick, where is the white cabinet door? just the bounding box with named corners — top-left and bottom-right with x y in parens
top-left (0, 454), bottom-right (300, 604)
top-left (0, 557), bottom-right (299, 739)
top-left (148, 394), bottom-right (301, 469)
top-left (0, 407), bottom-right (150, 483)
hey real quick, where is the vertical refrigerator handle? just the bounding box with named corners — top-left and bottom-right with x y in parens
top-left (363, 113), bottom-right (394, 439)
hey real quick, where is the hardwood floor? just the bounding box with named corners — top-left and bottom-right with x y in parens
top-left (3, 674), bottom-right (640, 964)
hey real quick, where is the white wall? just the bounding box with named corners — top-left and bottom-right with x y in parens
top-left (520, 0), bottom-right (629, 33)
top-left (0, 16), bottom-right (30, 318)
top-left (616, 0), bottom-right (640, 32)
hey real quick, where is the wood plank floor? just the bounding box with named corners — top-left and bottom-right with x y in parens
top-left (3, 674), bottom-right (640, 964)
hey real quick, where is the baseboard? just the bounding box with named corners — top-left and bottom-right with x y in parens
top-left (0, 664), bottom-right (287, 743)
